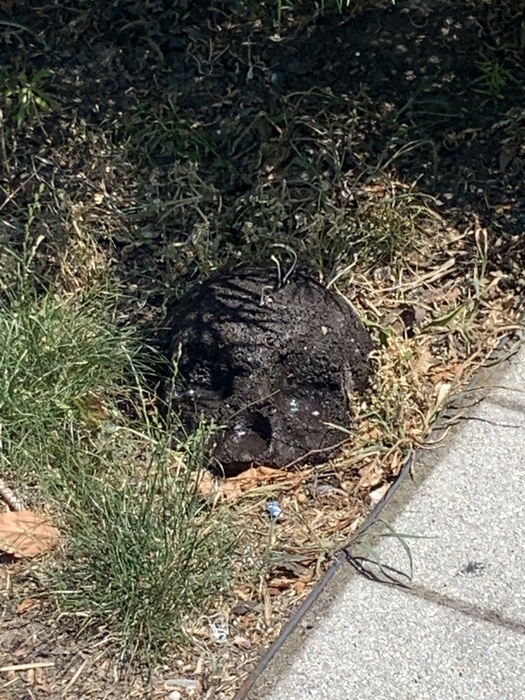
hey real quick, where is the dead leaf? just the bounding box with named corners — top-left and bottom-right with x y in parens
top-left (411, 345), bottom-right (435, 378)
top-left (0, 510), bottom-right (59, 558)
top-left (388, 451), bottom-right (402, 476)
top-left (357, 462), bottom-right (383, 489)
top-left (413, 306), bottom-right (428, 325)
top-left (434, 382), bottom-right (452, 412)
top-left (233, 635), bottom-right (252, 650)
top-left (221, 466), bottom-right (278, 500)
top-left (293, 570), bottom-right (314, 596)
top-left (267, 576), bottom-right (292, 593)
top-left (293, 578), bottom-right (308, 596)
top-left (197, 465), bottom-right (306, 501)
top-left (17, 597), bottom-right (39, 615)
top-left (369, 483), bottom-right (390, 506)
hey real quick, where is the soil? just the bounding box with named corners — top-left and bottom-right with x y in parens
top-left (164, 266), bottom-right (373, 474)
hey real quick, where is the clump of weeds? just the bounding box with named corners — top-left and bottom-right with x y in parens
top-left (0, 242), bottom-right (237, 662)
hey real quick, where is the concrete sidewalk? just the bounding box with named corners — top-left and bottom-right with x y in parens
top-left (246, 343), bottom-right (525, 700)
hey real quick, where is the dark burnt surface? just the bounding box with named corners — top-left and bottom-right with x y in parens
top-left (164, 267), bottom-right (373, 474)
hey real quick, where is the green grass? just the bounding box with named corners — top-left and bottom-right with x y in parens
top-left (0, 248), bottom-right (236, 661)
top-left (0, 66), bottom-right (54, 129)
top-left (0, 290), bottom-right (128, 485)
top-left (118, 95), bottom-right (218, 164)
top-left (52, 421), bottom-right (236, 660)
top-left (471, 55), bottom-right (520, 103)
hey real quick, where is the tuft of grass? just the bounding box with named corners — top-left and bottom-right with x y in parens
top-left (470, 55), bottom-right (520, 103)
top-left (52, 421), bottom-right (236, 661)
top-left (0, 280), bottom-right (133, 489)
top-left (353, 188), bottom-right (432, 263)
top-left (0, 245), bottom-right (237, 661)
top-left (118, 95), bottom-right (217, 165)
top-left (0, 67), bottom-right (55, 129)
top-left (349, 518), bottom-right (432, 582)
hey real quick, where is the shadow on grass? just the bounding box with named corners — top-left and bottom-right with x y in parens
top-left (0, 0), bottom-right (523, 317)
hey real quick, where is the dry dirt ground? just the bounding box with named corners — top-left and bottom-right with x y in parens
top-left (1, 0), bottom-right (524, 698)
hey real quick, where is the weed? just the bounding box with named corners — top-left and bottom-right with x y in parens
top-left (470, 56), bottom-right (519, 103)
top-left (0, 294), bottom-right (129, 486)
top-left (0, 67), bottom-right (54, 129)
top-left (349, 518), bottom-right (432, 582)
top-left (0, 246), bottom-right (236, 660)
top-left (0, 19), bottom-right (47, 48)
top-left (120, 95), bottom-right (217, 164)
top-left (53, 421), bottom-right (236, 660)
top-left (355, 190), bottom-right (428, 263)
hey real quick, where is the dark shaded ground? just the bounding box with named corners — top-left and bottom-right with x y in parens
top-left (164, 266), bottom-right (373, 474)
top-left (1, 0), bottom-right (524, 309)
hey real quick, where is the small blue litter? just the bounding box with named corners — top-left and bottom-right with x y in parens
top-left (266, 500), bottom-right (282, 520)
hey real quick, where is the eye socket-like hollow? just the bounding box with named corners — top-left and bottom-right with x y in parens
top-left (213, 410), bottom-right (273, 476)
top-left (229, 410), bottom-right (272, 449)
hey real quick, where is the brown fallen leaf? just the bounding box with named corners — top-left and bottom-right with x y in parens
top-left (294, 569), bottom-right (314, 596)
top-left (17, 597), bottom-right (40, 615)
top-left (411, 344), bottom-right (435, 378)
top-left (267, 576), bottom-right (292, 594)
top-left (197, 465), bottom-right (307, 501)
top-left (0, 510), bottom-right (60, 558)
top-left (222, 466), bottom-right (288, 500)
top-left (357, 462), bottom-right (383, 489)
top-left (293, 579), bottom-right (308, 596)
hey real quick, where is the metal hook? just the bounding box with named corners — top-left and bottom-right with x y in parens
top-left (259, 284), bottom-right (274, 307)
top-left (270, 244), bottom-right (298, 289)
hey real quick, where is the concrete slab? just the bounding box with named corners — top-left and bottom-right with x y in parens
top-left (259, 576), bottom-right (525, 700)
top-left (351, 370), bottom-right (525, 624)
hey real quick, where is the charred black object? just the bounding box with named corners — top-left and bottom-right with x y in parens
top-left (163, 267), bottom-right (373, 475)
